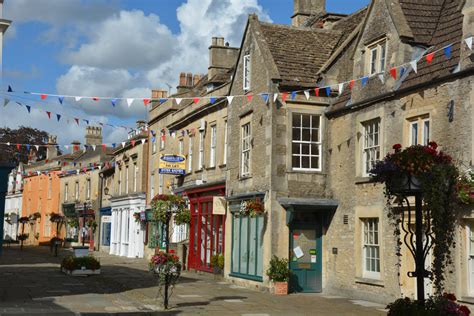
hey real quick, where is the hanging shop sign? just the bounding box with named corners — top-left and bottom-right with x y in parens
top-left (213, 196), bottom-right (227, 215)
top-left (159, 155), bottom-right (186, 175)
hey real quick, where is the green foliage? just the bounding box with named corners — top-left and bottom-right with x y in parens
top-left (457, 171), bottom-right (474, 204)
top-left (0, 126), bottom-right (54, 164)
top-left (61, 256), bottom-right (101, 271)
top-left (211, 254), bottom-right (225, 270)
top-left (387, 294), bottom-right (471, 316)
top-left (86, 219), bottom-right (98, 233)
top-left (266, 256), bottom-right (290, 282)
top-left (151, 194), bottom-right (190, 225)
top-left (67, 217), bottom-right (79, 228)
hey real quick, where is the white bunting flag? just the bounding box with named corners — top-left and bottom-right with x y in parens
top-left (34, 145), bottom-right (39, 151)
top-left (75, 97), bottom-right (82, 102)
top-left (121, 142), bottom-right (126, 148)
top-left (378, 74), bottom-right (385, 84)
top-left (127, 98), bottom-right (135, 107)
top-left (227, 96), bottom-right (234, 105)
top-left (37, 171), bottom-right (41, 176)
top-left (64, 145), bottom-right (69, 150)
top-left (98, 165), bottom-right (102, 171)
top-left (6, 142), bottom-right (10, 146)
top-left (175, 98), bottom-right (182, 105)
top-left (304, 90), bottom-right (310, 100)
top-left (338, 83), bottom-right (344, 95)
top-left (92, 145), bottom-right (96, 151)
top-left (410, 60), bottom-right (418, 73)
top-left (466, 37), bottom-right (473, 50)
top-left (76, 170), bottom-right (80, 175)
top-left (141, 139), bottom-right (146, 145)
top-left (273, 93), bottom-right (279, 102)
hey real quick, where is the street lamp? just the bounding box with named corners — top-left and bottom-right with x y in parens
top-left (82, 202), bottom-right (87, 247)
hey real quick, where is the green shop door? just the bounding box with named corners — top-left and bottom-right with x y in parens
top-left (289, 222), bottom-right (322, 293)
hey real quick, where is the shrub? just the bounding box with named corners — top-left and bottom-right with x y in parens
top-left (387, 294), bottom-right (471, 316)
top-left (61, 256), bottom-right (101, 271)
top-left (266, 256), bottom-right (290, 282)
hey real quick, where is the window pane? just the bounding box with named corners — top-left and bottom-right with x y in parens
top-left (312, 115), bottom-right (320, 129)
top-left (311, 157), bottom-right (319, 170)
top-left (311, 128), bottom-right (320, 142)
top-left (232, 216), bottom-right (239, 273)
top-left (240, 216), bottom-right (249, 274)
top-left (302, 144), bottom-right (310, 155)
top-left (256, 217), bottom-right (264, 277)
top-left (311, 144), bottom-right (320, 156)
top-left (423, 120), bottom-right (430, 145)
top-left (248, 216), bottom-right (257, 275)
top-left (302, 115), bottom-right (311, 128)
top-left (302, 128), bottom-right (311, 141)
top-left (293, 127), bottom-right (301, 141)
top-left (302, 156), bottom-right (310, 169)
top-left (411, 122), bottom-right (418, 145)
top-left (293, 114), bottom-right (301, 128)
top-left (292, 156), bottom-right (300, 168)
top-left (292, 143), bottom-right (301, 155)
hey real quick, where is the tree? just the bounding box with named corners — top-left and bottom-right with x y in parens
top-left (0, 126), bottom-right (52, 165)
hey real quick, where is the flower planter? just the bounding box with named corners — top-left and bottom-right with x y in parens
top-left (61, 267), bottom-right (101, 276)
top-left (273, 281), bottom-right (288, 296)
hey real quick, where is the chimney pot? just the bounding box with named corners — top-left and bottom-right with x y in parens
top-left (179, 72), bottom-right (186, 86)
top-left (186, 73), bottom-right (193, 87)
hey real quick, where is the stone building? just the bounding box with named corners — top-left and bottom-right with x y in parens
top-left (146, 36), bottom-right (238, 270)
top-left (223, 0), bottom-right (474, 305)
top-left (109, 121), bottom-right (148, 258)
top-left (59, 127), bottom-right (114, 249)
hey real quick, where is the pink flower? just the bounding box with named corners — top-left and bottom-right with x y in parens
top-left (428, 141), bottom-right (438, 150)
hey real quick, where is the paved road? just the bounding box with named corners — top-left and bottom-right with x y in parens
top-left (0, 246), bottom-right (387, 315)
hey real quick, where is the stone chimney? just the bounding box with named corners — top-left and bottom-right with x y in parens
top-left (177, 72), bottom-right (194, 94)
top-left (152, 89), bottom-right (168, 99)
top-left (84, 126), bottom-right (102, 146)
top-left (208, 37), bottom-right (239, 83)
top-left (46, 135), bottom-right (58, 160)
top-left (71, 140), bottom-right (81, 154)
top-left (292, 0), bottom-right (326, 27)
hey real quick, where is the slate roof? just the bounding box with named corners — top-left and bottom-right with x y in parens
top-left (259, 22), bottom-right (343, 89)
top-left (332, 7), bottom-right (369, 44)
top-left (399, 0), bottom-right (446, 45)
top-left (401, 0), bottom-right (464, 88)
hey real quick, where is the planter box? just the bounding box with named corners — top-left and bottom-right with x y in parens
top-left (273, 281), bottom-right (288, 296)
top-left (61, 267), bottom-right (101, 276)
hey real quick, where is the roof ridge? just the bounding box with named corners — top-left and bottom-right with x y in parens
top-left (258, 21), bottom-right (341, 34)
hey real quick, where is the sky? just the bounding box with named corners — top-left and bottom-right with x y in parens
top-left (1, 0), bottom-right (369, 146)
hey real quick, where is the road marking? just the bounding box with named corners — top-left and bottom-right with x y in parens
top-left (350, 300), bottom-right (385, 308)
top-left (178, 294), bottom-right (202, 298)
top-left (224, 299), bottom-right (244, 303)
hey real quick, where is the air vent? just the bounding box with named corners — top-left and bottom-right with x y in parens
top-left (343, 215), bottom-right (349, 225)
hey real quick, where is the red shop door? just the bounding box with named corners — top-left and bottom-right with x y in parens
top-left (189, 200), bottom-right (225, 272)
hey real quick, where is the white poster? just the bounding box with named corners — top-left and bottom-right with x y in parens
top-left (293, 246), bottom-right (304, 259)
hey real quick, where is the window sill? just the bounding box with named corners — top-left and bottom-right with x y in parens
top-left (239, 175), bottom-right (252, 181)
top-left (288, 169), bottom-right (324, 175)
top-left (219, 164), bottom-right (227, 169)
top-left (355, 177), bottom-right (377, 185)
top-left (195, 169), bottom-right (203, 174)
top-left (355, 277), bottom-right (384, 287)
top-left (206, 166), bottom-right (216, 171)
top-left (229, 272), bottom-right (263, 282)
top-left (459, 297), bottom-right (474, 305)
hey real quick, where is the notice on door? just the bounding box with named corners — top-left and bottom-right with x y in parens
top-left (293, 246), bottom-right (304, 259)
top-left (311, 255), bottom-right (317, 263)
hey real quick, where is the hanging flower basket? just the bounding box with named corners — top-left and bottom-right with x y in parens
top-left (237, 198), bottom-right (265, 217)
top-left (149, 251), bottom-right (182, 284)
top-left (50, 213), bottom-right (65, 223)
top-left (457, 170), bottom-right (474, 205)
top-left (151, 194), bottom-right (190, 225)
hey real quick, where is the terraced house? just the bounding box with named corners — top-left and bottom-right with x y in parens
top-left (223, 0), bottom-right (474, 305)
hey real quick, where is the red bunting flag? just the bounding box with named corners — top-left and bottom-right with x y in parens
top-left (193, 97), bottom-right (200, 104)
top-left (92, 97), bottom-right (100, 101)
top-left (102, 144), bottom-right (106, 151)
top-left (426, 52), bottom-right (435, 63)
top-left (247, 94), bottom-right (253, 102)
top-left (16, 144), bottom-right (20, 150)
top-left (40, 94), bottom-right (48, 100)
top-left (390, 67), bottom-right (397, 80)
top-left (73, 145), bottom-right (79, 152)
top-left (314, 88), bottom-right (320, 97)
top-left (131, 140), bottom-right (136, 147)
top-left (143, 99), bottom-right (150, 106)
top-left (74, 118), bottom-right (79, 125)
top-left (281, 92), bottom-right (289, 102)
top-left (46, 111), bottom-right (52, 119)
top-left (349, 80), bottom-right (355, 90)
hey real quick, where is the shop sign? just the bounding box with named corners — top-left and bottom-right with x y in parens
top-left (213, 196), bottom-right (226, 215)
top-left (159, 155), bottom-right (186, 175)
top-left (102, 216), bottom-right (111, 223)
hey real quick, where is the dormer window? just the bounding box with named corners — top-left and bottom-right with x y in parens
top-left (367, 39), bottom-right (387, 75)
top-left (243, 54), bottom-right (251, 91)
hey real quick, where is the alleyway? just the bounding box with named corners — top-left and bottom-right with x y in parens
top-left (0, 246), bottom-right (387, 315)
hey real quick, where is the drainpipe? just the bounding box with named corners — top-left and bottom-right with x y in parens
top-left (97, 173), bottom-right (104, 252)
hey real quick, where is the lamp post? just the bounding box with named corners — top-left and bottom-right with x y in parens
top-left (82, 202), bottom-right (87, 247)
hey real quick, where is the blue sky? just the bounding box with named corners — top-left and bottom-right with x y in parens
top-left (1, 0), bottom-right (369, 144)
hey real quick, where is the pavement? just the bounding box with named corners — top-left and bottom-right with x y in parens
top-left (0, 245), bottom-right (387, 315)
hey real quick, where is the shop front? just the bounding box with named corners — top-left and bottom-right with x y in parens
top-left (186, 184), bottom-right (226, 272)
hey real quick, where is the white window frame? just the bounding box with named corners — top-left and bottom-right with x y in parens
top-left (367, 39), bottom-right (387, 76)
top-left (223, 120), bottom-right (228, 165)
top-left (159, 173), bottom-right (164, 195)
top-left (409, 116), bottom-right (430, 146)
top-left (125, 165), bottom-right (129, 195)
top-left (118, 167), bottom-right (122, 195)
top-left (160, 131), bottom-right (165, 150)
top-left (362, 119), bottom-right (381, 177)
top-left (241, 123), bottom-right (251, 177)
top-left (243, 54), bottom-right (251, 91)
top-left (64, 183), bottom-right (69, 202)
top-left (188, 137), bottom-right (193, 172)
top-left (291, 113), bottom-right (322, 172)
top-left (152, 133), bottom-right (157, 154)
top-left (75, 182), bottom-right (79, 201)
top-left (198, 131), bottom-right (204, 170)
top-left (133, 163), bottom-right (138, 192)
top-left (467, 224), bottom-right (474, 296)
top-left (210, 125), bottom-right (217, 168)
top-left (362, 218), bottom-right (381, 279)
top-left (150, 173), bottom-right (155, 200)
top-left (86, 178), bottom-right (91, 200)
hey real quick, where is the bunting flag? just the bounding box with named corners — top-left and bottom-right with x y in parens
top-left (410, 60), bottom-right (418, 73)
top-left (246, 94), bottom-right (253, 102)
top-left (349, 80), bottom-right (355, 90)
top-left (390, 67), bottom-right (397, 80)
top-left (338, 83), bottom-right (344, 95)
top-left (75, 97), bottom-right (82, 102)
top-left (141, 139), bottom-right (146, 145)
top-left (92, 97), bottom-right (100, 101)
top-left (378, 74), bottom-right (385, 84)
top-left (304, 90), bottom-right (310, 100)
top-left (291, 91), bottom-right (297, 101)
top-left (159, 98), bottom-right (167, 104)
top-left (193, 97), bottom-right (200, 104)
top-left (361, 76), bottom-right (369, 87)
top-left (227, 96), bottom-right (234, 105)
top-left (444, 45), bottom-right (452, 59)
top-left (25, 105), bottom-right (31, 113)
top-left (273, 93), bottom-right (279, 102)
top-left (131, 140), bottom-right (136, 147)
top-left (127, 98), bottom-right (134, 107)
top-left (111, 99), bottom-right (118, 107)
top-left (314, 88), bottom-right (320, 97)
top-left (56, 114), bottom-right (61, 122)
top-left (143, 98), bottom-right (150, 106)
top-left (261, 93), bottom-right (269, 103)
top-left (400, 67), bottom-right (406, 78)
top-left (426, 52), bottom-right (435, 63)
top-left (175, 98), bottom-right (182, 105)
top-left (83, 119), bottom-right (90, 125)
top-left (466, 37), bottom-right (473, 50)
top-left (7, 85), bottom-right (12, 92)
top-left (74, 118), bottom-right (79, 126)
top-left (325, 87), bottom-right (331, 97)
top-left (40, 94), bottom-right (48, 100)
top-left (46, 111), bottom-right (52, 119)
top-left (58, 96), bottom-right (64, 105)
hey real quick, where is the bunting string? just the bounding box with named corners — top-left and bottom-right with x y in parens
top-left (5, 36), bottom-right (471, 107)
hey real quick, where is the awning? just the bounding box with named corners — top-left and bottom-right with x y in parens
top-left (277, 197), bottom-right (338, 225)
